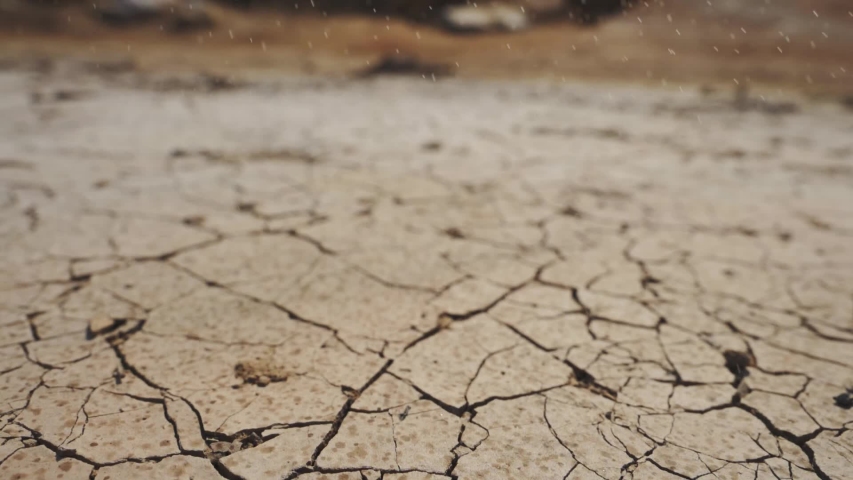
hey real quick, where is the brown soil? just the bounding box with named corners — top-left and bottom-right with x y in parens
top-left (0, 1), bottom-right (851, 95)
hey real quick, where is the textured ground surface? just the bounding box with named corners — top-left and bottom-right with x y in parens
top-left (1, 64), bottom-right (853, 479)
top-left (2, 0), bottom-right (852, 96)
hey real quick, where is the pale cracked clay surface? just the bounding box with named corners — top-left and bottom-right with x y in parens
top-left (1, 66), bottom-right (853, 480)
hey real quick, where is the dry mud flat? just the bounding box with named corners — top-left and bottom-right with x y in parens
top-left (0, 65), bottom-right (853, 479)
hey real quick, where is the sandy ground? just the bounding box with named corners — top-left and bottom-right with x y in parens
top-left (1, 1), bottom-right (852, 96)
top-left (0, 58), bottom-right (852, 479)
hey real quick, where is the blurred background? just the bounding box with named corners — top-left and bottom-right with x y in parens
top-left (0, 0), bottom-right (851, 97)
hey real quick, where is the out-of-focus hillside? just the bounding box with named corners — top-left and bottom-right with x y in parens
top-left (0, 0), bottom-right (851, 96)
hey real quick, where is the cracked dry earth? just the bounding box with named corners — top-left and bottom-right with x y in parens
top-left (1, 67), bottom-right (853, 480)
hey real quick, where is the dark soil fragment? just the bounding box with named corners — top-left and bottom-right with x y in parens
top-left (357, 55), bottom-right (452, 79)
top-left (834, 390), bottom-right (853, 409)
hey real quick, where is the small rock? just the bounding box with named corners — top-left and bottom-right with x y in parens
top-left (210, 441), bottom-right (233, 454)
top-left (834, 391), bottom-right (853, 410)
top-left (256, 375), bottom-right (271, 387)
top-left (21, 438), bottom-right (37, 447)
top-left (398, 405), bottom-right (411, 421)
top-left (88, 314), bottom-right (117, 337)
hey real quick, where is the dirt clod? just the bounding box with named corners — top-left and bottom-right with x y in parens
top-left (87, 315), bottom-right (118, 338)
top-left (234, 362), bottom-right (288, 386)
top-left (833, 391), bottom-right (853, 409)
